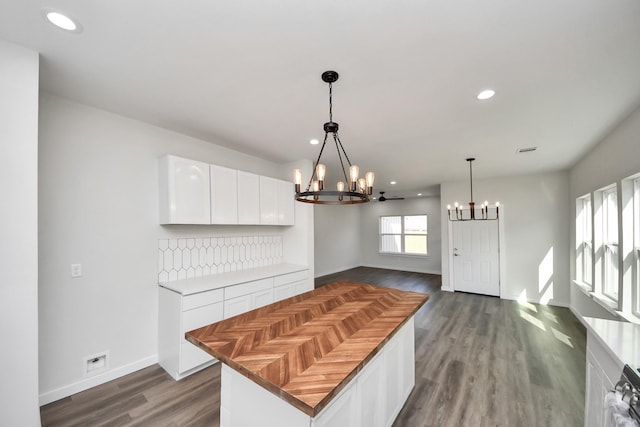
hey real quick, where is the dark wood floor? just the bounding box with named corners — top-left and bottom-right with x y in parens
top-left (40, 267), bottom-right (586, 427)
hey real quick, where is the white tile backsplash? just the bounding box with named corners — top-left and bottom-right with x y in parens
top-left (158, 235), bottom-right (283, 283)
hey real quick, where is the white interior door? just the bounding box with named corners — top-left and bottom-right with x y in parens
top-left (452, 220), bottom-right (500, 296)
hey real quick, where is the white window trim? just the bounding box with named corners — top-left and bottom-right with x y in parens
top-left (379, 214), bottom-right (428, 256)
top-left (600, 185), bottom-right (619, 303)
top-left (575, 194), bottom-right (593, 289)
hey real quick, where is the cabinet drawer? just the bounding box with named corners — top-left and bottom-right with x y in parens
top-left (274, 270), bottom-right (308, 286)
top-left (225, 278), bottom-right (273, 300)
top-left (183, 289), bottom-right (224, 311)
top-left (183, 302), bottom-right (224, 333)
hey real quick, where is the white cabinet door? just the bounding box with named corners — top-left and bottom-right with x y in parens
top-left (274, 283), bottom-right (294, 302)
top-left (159, 155), bottom-right (211, 224)
top-left (585, 353), bottom-right (603, 427)
top-left (312, 382), bottom-right (358, 427)
top-left (224, 294), bottom-right (252, 319)
top-left (294, 280), bottom-right (313, 295)
top-left (251, 288), bottom-right (274, 309)
top-left (278, 179), bottom-right (295, 225)
top-left (210, 165), bottom-right (238, 224)
top-left (357, 354), bottom-right (385, 427)
top-left (260, 176), bottom-right (279, 225)
top-left (237, 171), bottom-right (260, 224)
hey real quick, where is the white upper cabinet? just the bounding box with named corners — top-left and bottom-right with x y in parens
top-left (259, 176), bottom-right (279, 225)
top-left (160, 155), bottom-right (294, 226)
top-left (237, 171), bottom-right (260, 225)
top-left (159, 155), bottom-right (211, 224)
top-left (277, 179), bottom-right (294, 225)
top-left (210, 164), bottom-right (238, 224)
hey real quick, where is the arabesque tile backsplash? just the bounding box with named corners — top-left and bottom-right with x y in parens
top-left (158, 235), bottom-right (283, 283)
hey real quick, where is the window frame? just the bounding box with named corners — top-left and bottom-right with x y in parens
top-left (601, 185), bottom-right (619, 302)
top-left (379, 214), bottom-right (428, 256)
top-left (576, 194), bottom-right (593, 289)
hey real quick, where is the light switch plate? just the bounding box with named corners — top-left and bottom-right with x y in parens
top-left (71, 263), bottom-right (82, 278)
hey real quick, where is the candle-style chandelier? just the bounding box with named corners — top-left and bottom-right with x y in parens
top-left (447, 158), bottom-right (499, 221)
top-left (293, 71), bottom-right (374, 204)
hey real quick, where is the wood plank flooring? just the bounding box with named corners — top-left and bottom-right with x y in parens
top-left (40, 267), bottom-right (586, 427)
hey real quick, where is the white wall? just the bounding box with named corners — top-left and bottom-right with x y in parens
top-left (360, 197), bottom-right (442, 275)
top-left (0, 41), bottom-right (41, 426)
top-left (38, 94), bottom-right (312, 404)
top-left (569, 105), bottom-right (640, 320)
top-left (441, 171), bottom-right (570, 306)
top-left (313, 204), bottom-right (362, 277)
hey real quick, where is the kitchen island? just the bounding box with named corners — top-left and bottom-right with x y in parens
top-left (186, 281), bottom-right (428, 427)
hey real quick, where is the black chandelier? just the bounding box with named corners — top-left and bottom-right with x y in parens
top-left (293, 71), bottom-right (374, 204)
top-left (447, 158), bottom-right (499, 221)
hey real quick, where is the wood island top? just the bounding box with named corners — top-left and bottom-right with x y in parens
top-left (185, 281), bottom-right (429, 417)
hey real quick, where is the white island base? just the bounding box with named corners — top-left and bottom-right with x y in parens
top-left (220, 318), bottom-right (416, 427)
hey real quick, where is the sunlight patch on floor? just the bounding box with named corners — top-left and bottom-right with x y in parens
top-left (551, 327), bottom-right (574, 348)
top-left (519, 309), bottom-right (546, 331)
top-left (517, 289), bottom-right (538, 312)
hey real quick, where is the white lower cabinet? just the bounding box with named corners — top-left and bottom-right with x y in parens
top-left (158, 287), bottom-right (224, 380)
top-left (220, 317), bottom-right (416, 427)
top-left (159, 267), bottom-right (310, 380)
top-left (274, 270), bottom-right (312, 302)
top-left (584, 330), bottom-right (622, 427)
top-left (224, 278), bottom-right (274, 318)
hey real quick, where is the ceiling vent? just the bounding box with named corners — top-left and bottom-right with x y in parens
top-left (516, 147), bottom-right (537, 154)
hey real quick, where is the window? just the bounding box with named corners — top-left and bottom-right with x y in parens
top-left (601, 186), bottom-right (619, 301)
top-left (576, 195), bottom-right (592, 287)
top-left (379, 215), bottom-right (427, 255)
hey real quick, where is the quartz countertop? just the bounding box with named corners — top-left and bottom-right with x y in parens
top-left (186, 281), bottom-right (429, 417)
top-left (159, 263), bottom-right (308, 295)
top-left (584, 317), bottom-right (640, 368)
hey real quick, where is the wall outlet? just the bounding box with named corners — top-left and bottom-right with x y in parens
top-left (84, 351), bottom-right (108, 376)
top-left (71, 264), bottom-right (82, 278)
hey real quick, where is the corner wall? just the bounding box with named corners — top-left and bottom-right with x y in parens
top-left (360, 197), bottom-right (442, 274)
top-left (0, 40), bottom-right (41, 426)
top-left (38, 94), bottom-right (313, 404)
top-left (441, 170), bottom-right (570, 306)
top-left (569, 105), bottom-right (640, 320)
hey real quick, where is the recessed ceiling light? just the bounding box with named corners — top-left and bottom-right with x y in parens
top-left (390, 181), bottom-right (397, 185)
top-left (43, 9), bottom-right (83, 33)
top-left (417, 193), bottom-right (422, 196)
top-left (477, 89), bottom-right (495, 100)
top-left (309, 139), bottom-right (319, 145)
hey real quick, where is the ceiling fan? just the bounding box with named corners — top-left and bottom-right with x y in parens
top-left (377, 191), bottom-right (404, 202)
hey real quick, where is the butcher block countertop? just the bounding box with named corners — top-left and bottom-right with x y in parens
top-left (185, 281), bottom-right (429, 417)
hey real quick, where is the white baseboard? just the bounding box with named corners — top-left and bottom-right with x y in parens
top-left (500, 293), bottom-right (570, 308)
top-left (358, 263), bottom-right (441, 275)
top-left (568, 304), bottom-right (589, 328)
top-left (39, 354), bottom-right (158, 406)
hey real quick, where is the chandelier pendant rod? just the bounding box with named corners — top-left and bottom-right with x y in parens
top-left (306, 132), bottom-right (331, 192)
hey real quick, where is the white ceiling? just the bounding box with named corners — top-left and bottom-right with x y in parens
top-left (2, 0), bottom-right (640, 198)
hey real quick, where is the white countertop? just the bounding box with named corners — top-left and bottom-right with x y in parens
top-left (584, 317), bottom-right (640, 368)
top-left (159, 263), bottom-right (309, 296)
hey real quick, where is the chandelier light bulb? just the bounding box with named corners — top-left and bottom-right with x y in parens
top-left (293, 168), bottom-right (302, 192)
top-left (349, 165), bottom-right (359, 183)
top-left (316, 164), bottom-right (326, 190)
top-left (336, 181), bottom-right (345, 192)
top-left (357, 178), bottom-right (366, 193)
